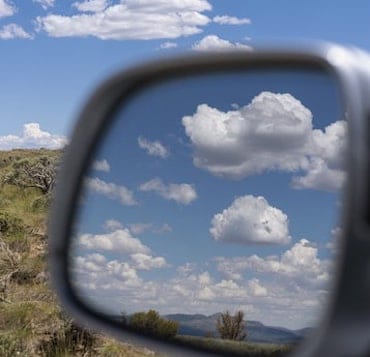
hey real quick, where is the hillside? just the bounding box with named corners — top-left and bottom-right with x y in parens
top-left (0, 149), bottom-right (153, 356)
top-left (166, 313), bottom-right (311, 344)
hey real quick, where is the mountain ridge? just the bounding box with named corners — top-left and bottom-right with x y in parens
top-left (165, 312), bottom-right (312, 344)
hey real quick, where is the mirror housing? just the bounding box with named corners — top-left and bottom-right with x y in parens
top-left (49, 44), bottom-right (370, 356)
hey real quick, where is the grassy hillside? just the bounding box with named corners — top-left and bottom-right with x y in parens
top-left (0, 149), bottom-right (153, 356)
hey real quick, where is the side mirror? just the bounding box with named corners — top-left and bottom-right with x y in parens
top-left (49, 45), bottom-right (370, 356)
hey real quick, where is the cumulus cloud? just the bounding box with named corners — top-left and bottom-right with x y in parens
top-left (86, 177), bottom-right (137, 205)
top-left (215, 239), bottom-right (329, 286)
top-left (73, 253), bottom-right (141, 293)
top-left (139, 177), bottom-right (197, 205)
top-left (73, 239), bottom-right (331, 328)
top-left (36, 0), bottom-right (211, 40)
top-left (0, 123), bottom-right (66, 149)
top-left (92, 158), bottom-right (110, 172)
top-left (33, 0), bottom-right (55, 10)
top-left (182, 91), bottom-right (347, 191)
top-left (138, 136), bottom-right (169, 158)
top-left (0, 0), bottom-right (16, 18)
top-left (292, 120), bottom-right (347, 191)
top-left (210, 195), bottom-right (291, 245)
top-left (130, 253), bottom-right (168, 270)
top-left (77, 228), bottom-right (151, 255)
top-left (213, 15), bottom-right (251, 25)
top-left (192, 35), bottom-right (252, 51)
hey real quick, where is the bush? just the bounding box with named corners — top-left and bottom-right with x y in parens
top-left (129, 310), bottom-right (178, 339)
top-left (38, 320), bottom-right (96, 356)
top-left (216, 310), bottom-right (247, 341)
top-left (0, 213), bottom-right (24, 235)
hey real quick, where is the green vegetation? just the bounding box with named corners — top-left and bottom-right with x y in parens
top-left (127, 310), bottom-right (179, 339)
top-left (0, 149), bottom-right (153, 356)
top-left (175, 335), bottom-right (292, 356)
top-left (217, 310), bottom-right (247, 341)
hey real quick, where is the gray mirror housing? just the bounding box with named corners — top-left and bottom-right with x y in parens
top-left (49, 43), bottom-right (370, 356)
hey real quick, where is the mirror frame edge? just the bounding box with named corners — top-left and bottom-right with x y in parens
top-left (48, 44), bottom-right (370, 356)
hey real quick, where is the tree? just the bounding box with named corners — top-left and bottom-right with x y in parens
top-left (2, 156), bottom-right (58, 195)
top-left (216, 310), bottom-right (247, 341)
top-left (129, 310), bottom-right (178, 339)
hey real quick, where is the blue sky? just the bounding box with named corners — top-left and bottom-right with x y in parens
top-left (0, 0), bottom-right (369, 139)
top-left (0, 0), bottom-right (362, 330)
top-left (72, 69), bottom-right (346, 329)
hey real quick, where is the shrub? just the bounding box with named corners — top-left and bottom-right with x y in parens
top-left (129, 310), bottom-right (178, 339)
top-left (216, 310), bottom-right (247, 341)
top-left (38, 320), bottom-right (96, 356)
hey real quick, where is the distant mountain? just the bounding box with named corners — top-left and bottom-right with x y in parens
top-left (165, 313), bottom-right (313, 344)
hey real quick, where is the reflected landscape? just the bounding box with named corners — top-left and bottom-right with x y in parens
top-left (70, 70), bottom-right (345, 354)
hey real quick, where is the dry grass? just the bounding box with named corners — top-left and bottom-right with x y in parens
top-left (0, 149), bottom-right (154, 356)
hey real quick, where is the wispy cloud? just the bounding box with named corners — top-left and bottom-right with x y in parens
top-left (138, 136), bottom-right (169, 158)
top-left (159, 41), bottom-right (178, 50)
top-left (72, 0), bottom-right (108, 12)
top-left (139, 177), bottom-right (197, 205)
top-left (213, 15), bottom-right (251, 25)
top-left (86, 177), bottom-right (137, 206)
top-left (33, 0), bottom-right (55, 10)
top-left (0, 24), bottom-right (33, 40)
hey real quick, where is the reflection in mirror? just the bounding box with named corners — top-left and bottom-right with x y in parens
top-left (70, 69), bottom-right (345, 355)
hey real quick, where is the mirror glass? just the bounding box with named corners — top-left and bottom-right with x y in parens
top-left (70, 69), bottom-right (346, 354)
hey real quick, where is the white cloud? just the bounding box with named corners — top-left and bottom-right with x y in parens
top-left (92, 158), bottom-right (110, 172)
top-left (182, 91), bottom-right (347, 191)
top-left (130, 253), bottom-right (168, 270)
top-left (126, 222), bottom-right (172, 235)
top-left (33, 0), bottom-right (55, 10)
top-left (77, 228), bottom-right (151, 255)
top-left (213, 15), bottom-right (251, 25)
top-left (156, 223), bottom-right (172, 233)
top-left (73, 241), bottom-right (331, 328)
top-left (210, 195), bottom-right (291, 245)
top-left (139, 177), bottom-right (197, 205)
top-left (192, 35), bottom-right (252, 51)
top-left (138, 136), bottom-right (169, 158)
top-left (248, 278), bottom-right (268, 297)
top-left (36, 0), bottom-right (211, 40)
top-left (0, 123), bottom-right (66, 149)
top-left (103, 219), bottom-right (123, 231)
top-left (159, 41), bottom-right (178, 49)
top-left (292, 120), bottom-right (347, 191)
top-left (0, 24), bottom-right (33, 40)
top-left (215, 239), bottom-right (330, 287)
top-left (0, 0), bottom-right (16, 18)
top-left (73, 253), bottom-right (142, 294)
top-left (86, 177), bottom-right (137, 206)
top-left (326, 226), bottom-right (342, 253)
top-left (73, 0), bottom-right (108, 12)
top-left (128, 223), bottom-right (152, 235)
